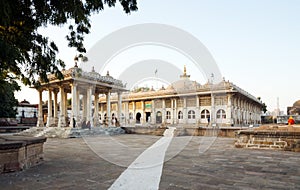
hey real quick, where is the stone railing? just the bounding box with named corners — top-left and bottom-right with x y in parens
top-left (75, 69), bottom-right (124, 87)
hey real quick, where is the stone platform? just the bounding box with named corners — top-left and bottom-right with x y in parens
top-left (235, 125), bottom-right (300, 152)
top-left (0, 135), bottom-right (46, 173)
top-left (17, 127), bottom-right (125, 138)
top-left (0, 136), bottom-right (299, 189)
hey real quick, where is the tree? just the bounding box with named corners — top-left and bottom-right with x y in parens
top-left (0, 0), bottom-right (138, 86)
top-left (257, 97), bottom-right (267, 113)
top-left (0, 76), bottom-right (20, 118)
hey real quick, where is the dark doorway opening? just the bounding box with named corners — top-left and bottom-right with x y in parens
top-left (146, 112), bottom-right (151, 122)
top-left (156, 111), bottom-right (162, 124)
top-left (136, 112), bottom-right (141, 123)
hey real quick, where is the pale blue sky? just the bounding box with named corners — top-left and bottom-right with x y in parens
top-left (15, 0), bottom-right (300, 113)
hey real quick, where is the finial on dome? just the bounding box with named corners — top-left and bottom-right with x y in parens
top-left (106, 71), bottom-right (110, 76)
top-left (180, 65), bottom-right (190, 79)
top-left (92, 66), bottom-right (95, 72)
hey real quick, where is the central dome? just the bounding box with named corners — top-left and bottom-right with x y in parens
top-left (168, 78), bottom-right (200, 90)
top-left (166, 65), bottom-right (200, 91)
top-left (293, 100), bottom-right (300, 107)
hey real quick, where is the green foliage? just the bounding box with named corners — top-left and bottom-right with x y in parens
top-left (262, 102), bottom-right (267, 113)
top-left (257, 97), bottom-right (267, 113)
top-left (0, 77), bottom-right (20, 118)
top-left (0, 0), bottom-right (138, 86)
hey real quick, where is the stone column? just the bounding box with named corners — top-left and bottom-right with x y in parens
top-left (183, 97), bottom-right (187, 124)
top-left (76, 88), bottom-right (80, 126)
top-left (141, 100), bottom-right (145, 124)
top-left (132, 101), bottom-right (136, 122)
top-left (53, 90), bottom-right (58, 125)
top-left (173, 98), bottom-right (177, 124)
top-left (100, 103), bottom-right (104, 123)
top-left (86, 86), bottom-right (93, 127)
top-left (82, 93), bottom-right (87, 122)
top-left (36, 89), bottom-right (44, 127)
top-left (58, 86), bottom-right (66, 128)
top-left (106, 91), bottom-right (111, 126)
top-left (211, 94), bottom-right (215, 125)
top-left (64, 89), bottom-right (68, 126)
top-left (151, 100), bottom-right (155, 124)
top-left (162, 99), bottom-right (166, 124)
top-left (70, 83), bottom-right (78, 128)
top-left (196, 95), bottom-right (200, 124)
top-left (125, 102), bottom-right (129, 125)
top-left (94, 92), bottom-right (99, 126)
top-left (46, 89), bottom-right (53, 127)
top-left (117, 92), bottom-right (122, 126)
top-left (227, 94), bottom-right (232, 126)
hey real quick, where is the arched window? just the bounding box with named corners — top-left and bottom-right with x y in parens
top-left (99, 114), bottom-right (102, 120)
top-left (217, 109), bottom-right (226, 119)
top-left (188, 110), bottom-right (195, 119)
top-left (129, 112), bottom-right (133, 119)
top-left (166, 111), bottom-right (171, 119)
top-left (178, 111), bottom-right (183, 119)
top-left (201, 109), bottom-right (210, 119)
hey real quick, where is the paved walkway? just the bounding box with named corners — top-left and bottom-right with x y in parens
top-left (0, 134), bottom-right (299, 189)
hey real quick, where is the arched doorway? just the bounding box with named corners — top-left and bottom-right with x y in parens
top-left (156, 111), bottom-right (162, 124)
top-left (136, 112), bottom-right (141, 123)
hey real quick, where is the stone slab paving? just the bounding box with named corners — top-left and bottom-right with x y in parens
top-left (0, 135), bottom-right (299, 190)
top-left (161, 137), bottom-right (300, 190)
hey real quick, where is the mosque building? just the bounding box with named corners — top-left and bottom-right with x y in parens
top-left (36, 63), bottom-right (262, 128)
top-left (99, 66), bottom-right (263, 127)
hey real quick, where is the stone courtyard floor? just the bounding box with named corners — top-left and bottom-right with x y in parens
top-left (0, 135), bottom-right (299, 189)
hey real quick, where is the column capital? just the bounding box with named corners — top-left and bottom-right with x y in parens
top-left (53, 88), bottom-right (59, 94)
top-left (70, 81), bottom-right (78, 87)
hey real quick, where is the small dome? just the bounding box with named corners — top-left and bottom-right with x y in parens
top-left (20, 99), bottom-right (30, 104)
top-left (293, 100), bottom-right (300, 107)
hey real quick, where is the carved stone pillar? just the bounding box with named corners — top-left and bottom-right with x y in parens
top-left (173, 99), bottom-right (177, 124)
top-left (151, 100), bottom-right (155, 124)
top-left (106, 90), bottom-right (111, 126)
top-left (37, 89), bottom-right (44, 127)
top-left (183, 97), bottom-right (187, 124)
top-left (117, 92), bottom-right (122, 126)
top-left (86, 86), bottom-right (93, 127)
top-left (58, 86), bottom-right (66, 128)
top-left (53, 89), bottom-right (58, 125)
top-left (94, 92), bottom-right (99, 126)
top-left (82, 93), bottom-right (87, 123)
top-left (227, 94), bottom-right (233, 126)
top-left (46, 89), bottom-right (53, 127)
top-left (162, 99), bottom-right (166, 124)
top-left (70, 83), bottom-right (78, 128)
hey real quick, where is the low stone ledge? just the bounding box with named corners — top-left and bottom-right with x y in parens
top-left (235, 130), bottom-right (300, 152)
top-left (0, 135), bottom-right (47, 173)
top-left (121, 127), bottom-right (166, 136)
top-left (0, 140), bottom-right (25, 150)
